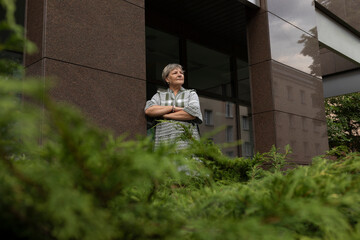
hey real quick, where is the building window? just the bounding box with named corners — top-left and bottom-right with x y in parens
top-left (226, 151), bottom-right (234, 157)
top-left (225, 102), bottom-right (233, 118)
top-left (302, 117), bottom-right (308, 132)
top-left (304, 142), bottom-right (310, 158)
top-left (243, 142), bottom-right (253, 157)
top-left (289, 114), bottom-right (296, 129)
top-left (145, 22), bottom-right (251, 157)
top-left (300, 90), bottom-right (306, 104)
top-left (237, 59), bottom-right (251, 103)
top-left (226, 125), bottom-right (233, 142)
top-left (287, 86), bottom-right (294, 101)
top-left (204, 109), bottom-right (213, 126)
top-left (242, 116), bottom-right (249, 130)
top-left (187, 41), bottom-right (232, 98)
top-left (145, 27), bottom-right (179, 83)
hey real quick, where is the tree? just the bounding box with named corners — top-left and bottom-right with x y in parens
top-left (325, 92), bottom-right (360, 151)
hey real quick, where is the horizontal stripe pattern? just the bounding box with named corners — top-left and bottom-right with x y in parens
top-left (154, 121), bottom-right (200, 149)
top-left (145, 87), bottom-right (203, 149)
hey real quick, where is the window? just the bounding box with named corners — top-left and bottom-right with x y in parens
top-left (300, 90), bottom-right (306, 104)
top-left (304, 142), bottom-right (310, 157)
top-left (225, 102), bottom-right (233, 118)
top-left (204, 109), bottom-right (213, 125)
top-left (302, 117), bottom-right (308, 132)
top-left (226, 151), bottom-right (234, 157)
top-left (287, 86), bottom-right (294, 101)
top-left (145, 27), bottom-right (179, 83)
top-left (289, 114), bottom-right (296, 129)
top-left (237, 59), bottom-right (251, 103)
top-left (242, 116), bottom-right (249, 130)
top-left (243, 142), bottom-right (253, 157)
top-left (313, 119), bottom-right (321, 133)
top-left (145, 24), bottom-right (252, 157)
top-left (315, 143), bottom-right (321, 155)
top-left (226, 126), bottom-right (233, 142)
top-left (187, 41), bottom-right (231, 97)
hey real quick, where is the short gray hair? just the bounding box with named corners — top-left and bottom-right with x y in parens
top-left (161, 63), bottom-right (184, 82)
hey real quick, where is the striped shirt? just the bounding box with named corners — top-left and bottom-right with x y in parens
top-left (145, 87), bottom-right (203, 149)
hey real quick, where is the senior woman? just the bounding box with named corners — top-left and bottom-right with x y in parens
top-left (145, 63), bottom-right (203, 149)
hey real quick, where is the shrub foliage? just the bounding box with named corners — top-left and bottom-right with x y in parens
top-left (0, 77), bottom-right (360, 240)
top-left (2, 1), bottom-right (360, 239)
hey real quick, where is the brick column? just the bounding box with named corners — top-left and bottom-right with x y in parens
top-left (24, 0), bottom-right (146, 137)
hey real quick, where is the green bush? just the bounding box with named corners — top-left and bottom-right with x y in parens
top-left (2, 1), bottom-right (360, 239)
top-left (1, 76), bottom-right (360, 240)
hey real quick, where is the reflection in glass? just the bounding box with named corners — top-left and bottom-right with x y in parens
top-left (145, 28), bottom-right (253, 157)
top-left (316, 0), bottom-right (360, 33)
top-left (267, 0), bottom-right (317, 36)
top-left (146, 27), bottom-right (179, 82)
top-left (287, 86), bottom-right (294, 101)
top-left (276, 111), bottom-right (328, 163)
top-left (199, 97), bottom-right (238, 156)
top-left (226, 126), bottom-right (234, 142)
top-left (243, 142), bottom-right (253, 157)
top-left (204, 109), bottom-right (213, 125)
top-left (239, 105), bottom-right (253, 158)
top-left (300, 90), bottom-right (306, 104)
top-left (187, 41), bottom-right (231, 97)
top-left (268, 13), bottom-right (320, 77)
top-left (272, 60), bottom-right (325, 120)
top-left (242, 116), bottom-right (250, 131)
top-left (225, 102), bottom-right (233, 118)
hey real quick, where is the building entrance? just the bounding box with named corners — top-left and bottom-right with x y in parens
top-left (145, 0), bottom-right (255, 157)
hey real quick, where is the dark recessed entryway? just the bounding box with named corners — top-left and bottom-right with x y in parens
top-left (145, 0), bottom-right (256, 157)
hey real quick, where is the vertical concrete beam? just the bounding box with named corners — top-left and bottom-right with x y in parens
top-left (25, 0), bottom-right (146, 137)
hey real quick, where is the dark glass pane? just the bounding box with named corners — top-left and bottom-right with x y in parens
top-left (199, 96), bottom-right (238, 156)
top-left (239, 105), bottom-right (254, 158)
top-left (146, 27), bottom-right (179, 83)
top-left (187, 41), bottom-right (231, 97)
top-left (237, 58), bottom-right (251, 104)
top-left (0, 50), bottom-right (23, 77)
top-left (0, 0), bottom-right (25, 77)
top-left (0, 0), bottom-right (26, 43)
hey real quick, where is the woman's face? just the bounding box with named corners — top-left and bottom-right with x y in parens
top-left (166, 68), bottom-right (184, 87)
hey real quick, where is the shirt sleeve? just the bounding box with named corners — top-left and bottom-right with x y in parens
top-left (144, 92), bottom-right (160, 111)
top-left (183, 91), bottom-right (203, 124)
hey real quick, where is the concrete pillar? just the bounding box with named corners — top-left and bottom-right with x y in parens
top-left (24, 0), bottom-right (146, 137)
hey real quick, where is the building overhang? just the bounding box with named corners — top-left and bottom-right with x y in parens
top-left (316, 8), bottom-right (360, 65)
top-left (315, 2), bottom-right (360, 97)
